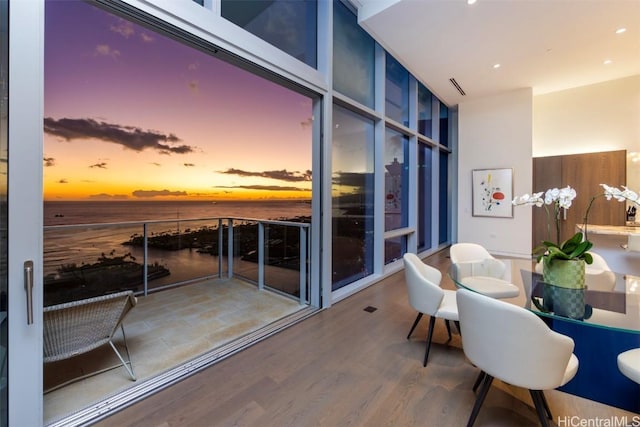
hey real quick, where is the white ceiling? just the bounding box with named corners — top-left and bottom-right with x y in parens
top-left (356, 0), bottom-right (640, 106)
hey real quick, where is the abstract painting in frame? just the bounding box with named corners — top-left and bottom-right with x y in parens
top-left (472, 168), bottom-right (513, 218)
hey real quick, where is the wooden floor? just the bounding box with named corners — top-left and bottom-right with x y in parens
top-left (95, 249), bottom-right (636, 427)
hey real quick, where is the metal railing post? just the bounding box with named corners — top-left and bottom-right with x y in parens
top-left (227, 219), bottom-right (234, 278)
top-left (299, 226), bottom-right (307, 305)
top-left (258, 222), bottom-right (265, 291)
top-left (43, 217), bottom-right (312, 303)
top-left (217, 218), bottom-right (223, 278)
top-left (143, 223), bottom-right (148, 296)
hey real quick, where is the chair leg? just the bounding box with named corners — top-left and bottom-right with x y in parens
top-left (472, 370), bottom-right (485, 392)
top-left (532, 389), bottom-right (553, 420)
top-left (109, 325), bottom-right (136, 381)
top-left (423, 316), bottom-right (436, 367)
top-left (540, 391), bottom-right (552, 420)
top-left (454, 320), bottom-right (461, 336)
top-left (445, 319), bottom-right (452, 341)
top-left (466, 373), bottom-right (494, 427)
top-left (407, 312), bottom-right (423, 339)
top-left (529, 390), bottom-right (550, 427)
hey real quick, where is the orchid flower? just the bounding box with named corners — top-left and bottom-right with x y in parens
top-left (601, 183), bottom-right (640, 204)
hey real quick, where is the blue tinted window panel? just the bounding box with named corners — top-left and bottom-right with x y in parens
top-left (384, 235), bottom-right (406, 265)
top-left (418, 143), bottom-right (433, 252)
top-left (333, 1), bottom-right (375, 108)
top-left (418, 84), bottom-right (433, 138)
top-left (331, 104), bottom-right (375, 290)
top-left (222, 0), bottom-right (317, 68)
top-left (385, 54), bottom-right (409, 126)
top-left (384, 128), bottom-right (408, 232)
top-left (439, 101), bottom-right (449, 147)
top-left (439, 152), bottom-right (449, 244)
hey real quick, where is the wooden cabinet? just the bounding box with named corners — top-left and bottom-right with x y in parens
top-left (532, 150), bottom-right (626, 250)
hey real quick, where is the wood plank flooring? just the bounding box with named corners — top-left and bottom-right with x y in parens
top-left (95, 249), bottom-right (636, 427)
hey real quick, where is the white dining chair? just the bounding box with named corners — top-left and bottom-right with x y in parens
top-left (617, 348), bottom-right (640, 384)
top-left (457, 288), bottom-right (579, 427)
top-left (402, 253), bottom-right (459, 367)
top-left (450, 243), bottom-right (519, 298)
top-left (584, 252), bottom-right (616, 292)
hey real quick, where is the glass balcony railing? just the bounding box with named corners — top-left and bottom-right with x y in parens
top-left (44, 217), bottom-right (312, 307)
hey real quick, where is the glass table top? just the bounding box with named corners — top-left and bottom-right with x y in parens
top-left (450, 258), bottom-right (640, 334)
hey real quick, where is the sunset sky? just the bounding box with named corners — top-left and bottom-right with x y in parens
top-left (44, 0), bottom-right (313, 201)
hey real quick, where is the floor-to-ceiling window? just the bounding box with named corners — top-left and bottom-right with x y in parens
top-left (330, 0), bottom-right (453, 290)
top-left (331, 0), bottom-right (377, 290)
top-left (44, 0), bottom-right (319, 422)
top-left (23, 0), bottom-right (456, 422)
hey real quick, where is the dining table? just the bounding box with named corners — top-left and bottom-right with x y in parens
top-left (450, 257), bottom-right (640, 413)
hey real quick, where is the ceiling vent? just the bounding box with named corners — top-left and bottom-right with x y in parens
top-left (449, 78), bottom-right (466, 96)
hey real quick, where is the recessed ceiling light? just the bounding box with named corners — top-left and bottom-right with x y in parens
top-left (493, 64), bottom-right (501, 69)
top-left (616, 28), bottom-right (627, 34)
top-left (604, 59), bottom-right (612, 65)
top-left (467, 0), bottom-right (477, 4)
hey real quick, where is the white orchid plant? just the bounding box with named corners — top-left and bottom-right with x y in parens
top-left (601, 184), bottom-right (640, 204)
top-left (513, 183), bottom-right (640, 265)
top-left (512, 185), bottom-right (593, 264)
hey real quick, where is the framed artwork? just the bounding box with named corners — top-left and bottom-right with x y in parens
top-left (472, 168), bottom-right (513, 218)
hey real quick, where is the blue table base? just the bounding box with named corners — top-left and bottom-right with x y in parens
top-left (547, 318), bottom-right (640, 414)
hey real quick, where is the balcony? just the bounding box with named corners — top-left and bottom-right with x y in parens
top-left (43, 217), bottom-right (317, 426)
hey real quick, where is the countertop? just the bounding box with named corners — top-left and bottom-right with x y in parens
top-left (577, 224), bottom-right (640, 236)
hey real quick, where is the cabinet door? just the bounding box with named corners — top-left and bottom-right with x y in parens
top-left (533, 150), bottom-right (626, 250)
top-left (561, 150), bottom-right (626, 238)
top-left (533, 155), bottom-right (562, 248)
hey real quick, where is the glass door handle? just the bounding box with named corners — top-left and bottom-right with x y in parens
top-left (24, 260), bottom-right (33, 325)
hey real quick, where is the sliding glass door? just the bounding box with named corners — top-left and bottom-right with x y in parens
top-left (4, 0), bottom-right (45, 425)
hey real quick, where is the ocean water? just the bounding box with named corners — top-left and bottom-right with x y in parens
top-left (44, 200), bottom-right (311, 227)
top-left (43, 200), bottom-right (311, 280)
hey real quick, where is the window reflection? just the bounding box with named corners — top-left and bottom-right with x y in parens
top-left (333, 1), bottom-right (375, 108)
top-left (385, 235), bottom-right (406, 265)
top-left (418, 84), bottom-right (433, 138)
top-left (385, 54), bottom-right (409, 126)
top-left (439, 102), bottom-right (449, 146)
top-left (418, 143), bottom-right (433, 252)
top-left (384, 128), bottom-right (408, 232)
top-left (331, 104), bottom-right (374, 290)
top-left (222, 0), bottom-right (317, 68)
top-left (439, 151), bottom-right (449, 244)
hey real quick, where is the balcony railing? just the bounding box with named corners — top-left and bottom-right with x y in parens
top-left (44, 216), bottom-right (312, 307)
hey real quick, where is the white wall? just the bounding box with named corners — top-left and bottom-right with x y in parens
top-left (457, 88), bottom-right (533, 257)
top-left (533, 74), bottom-right (640, 190)
top-left (456, 76), bottom-right (640, 257)
top-left (532, 75), bottom-right (640, 272)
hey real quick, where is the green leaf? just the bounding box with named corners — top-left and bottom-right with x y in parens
top-left (568, 240), bottom-right (590, 258)
top-left (560, 232), bottom-right (583, 252)
top-left (541, 240), bottom-right (560, 249)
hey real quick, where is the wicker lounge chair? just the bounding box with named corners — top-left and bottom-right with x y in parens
top-left (43, 290), bottom-right (137, 388)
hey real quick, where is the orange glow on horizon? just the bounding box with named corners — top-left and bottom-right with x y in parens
top-left (44, 2), bottom-right (313, 204)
